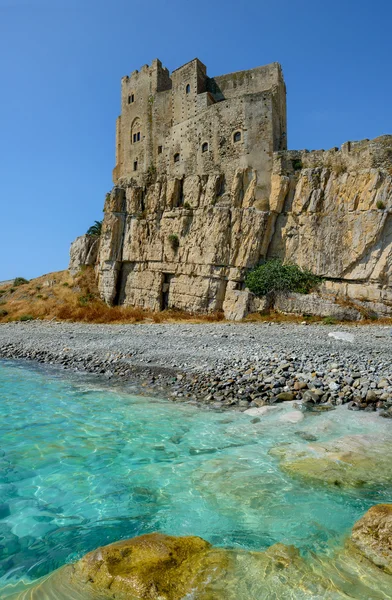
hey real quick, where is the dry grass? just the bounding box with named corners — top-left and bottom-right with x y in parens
top-left (0, 268), bottom-right (225, 325)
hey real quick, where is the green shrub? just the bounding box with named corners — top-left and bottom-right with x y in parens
top-left (35, 285), bottom-right (42, 291)
top-left (19, 314), bottom-right (34, 321)
top-left (168, 234), bottom-right (180, 251)
top-left (14, 277), bottom-right (29, 286)
top-left (0, 289), bottom-right (6, 296)
top-left (183, 202), bottom-right (192, 209)
top-left (9, 288), bottom-right (15, 293)
top-left (376, 200), bottom-right (386, 210)
top-left (245, 259), bottom-right (321, 297)
top-left (62, 282), bottom-right (69, 287)
top-left (0, 309), bottom-right (8, 317)
top-left (292, 159), bottom-right (303, 171)
top-left (322, 316), bottom-right (337, 325)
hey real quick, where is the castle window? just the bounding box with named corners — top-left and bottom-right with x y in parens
top-left (133, 161), bottom-right (138, 171)
top-left (158, 146), bottom-right (163, 155)
top-left (186, 84), bottom-right (190, 94)
top-left (233, 131), bottom-right (242, 143)
top-left (131, 117), bottom-right (142, 145)
top-left (202, 142), bottom-right (209, 153)
top-left (128, 94), bottom-right (135, 104)
top-left (174, 153), bottom-right (180, 163)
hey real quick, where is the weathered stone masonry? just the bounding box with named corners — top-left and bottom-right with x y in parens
top-left (97, 58), bottom-right (287, 314)
top-left (70, 57), bottom-right (392, 318)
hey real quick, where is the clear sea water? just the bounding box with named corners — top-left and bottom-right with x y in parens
top-left (0, 359), bottom-right (391, 596)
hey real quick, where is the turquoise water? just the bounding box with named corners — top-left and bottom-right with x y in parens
top-left (0, 359), bottom-right (391, 592)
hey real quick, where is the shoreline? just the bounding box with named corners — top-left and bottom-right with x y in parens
top-left (1, 321), bottom-right (392, 415)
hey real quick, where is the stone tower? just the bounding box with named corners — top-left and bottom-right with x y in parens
top-left (97, 57), bottom-right (288, 314)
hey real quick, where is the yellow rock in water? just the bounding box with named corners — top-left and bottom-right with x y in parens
top-left (350, 504), bottom-right (392, 573)
top-left (69, 532), bottom-right (228, 599)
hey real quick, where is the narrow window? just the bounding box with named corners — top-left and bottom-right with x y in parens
top-left (133, 133), bottom-right (137, 143)
top-left (128, 94), bottom-right (135, 104)
top-left (202, 142), bottom-right (208, 153)
top-left (133, 161), bottom-right (138, 171)
top-left (137, 132), bottom-right (141, 142)
top-left (186, 84), bottom-right (190, 94)
top-left (174, 153), bottom-right (180, 163)
top-left (233, 131), bottom-right (242, 143)
top-left (158, 145), bottom-right (163, 155)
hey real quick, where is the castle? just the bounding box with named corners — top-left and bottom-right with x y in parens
top-left (113, 58), bottom-right (287, 185)
top-left (70, 58), bottom-right (392, 320)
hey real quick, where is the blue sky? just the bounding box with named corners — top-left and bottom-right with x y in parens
top-left (0, 0), bottom-right (391, 280)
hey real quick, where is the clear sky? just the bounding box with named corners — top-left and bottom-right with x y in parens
top-left (0, 0), bottom-right (391, 280)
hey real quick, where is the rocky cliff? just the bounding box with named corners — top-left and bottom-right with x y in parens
top-left (70, 136), bottom-right (392, 319)
top-left (271, 136), bottom-right (392, 315)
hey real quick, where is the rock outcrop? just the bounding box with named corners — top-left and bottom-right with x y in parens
top-left (7, 509), bottom-right (392, 599)
top-left (69, 234), bottom-right (100, 275)
top-left (85, 136), bottom-right (392, 319)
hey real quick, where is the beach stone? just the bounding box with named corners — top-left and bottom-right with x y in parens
top-left (350, 504), bottom-right (392, 573)
top-left (276, 392), bottom-right (295, 401)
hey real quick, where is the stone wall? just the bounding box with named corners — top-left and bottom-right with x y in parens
top-left (113, 58), bottom-right (286, 187)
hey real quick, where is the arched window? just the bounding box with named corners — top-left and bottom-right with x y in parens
top-left (174, 153), bottom-right (180, 163)
top-left (186, 84), bottom-right (190, 94)
top-left (202, 142), bottom-right (208, 153)
top-left (233, 131), bottom-right (242, 143)
top-left (131, 118), bottom-right (142, 144)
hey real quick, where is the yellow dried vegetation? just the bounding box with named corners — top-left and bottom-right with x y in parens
top-left (0, 268), bottom-right (224, 324)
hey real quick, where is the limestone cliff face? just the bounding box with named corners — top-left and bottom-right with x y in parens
top-left (89, 136), bottom-right (392, 317)
top-left (69, 234), bottom-right (100, 275)
top-left (270, 136), bottom-right (392, 312)
top-left (96, 168), bottom-right (277, 313)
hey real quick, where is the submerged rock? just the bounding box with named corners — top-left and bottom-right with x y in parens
top-left (4, 512), bottom-right (392, 600)
top-left (270, 435), bottom-right (392, 488)
top-left (69, 533), bottom-right (226, 599)
top-left (350, 504), bottom-right (392, 573)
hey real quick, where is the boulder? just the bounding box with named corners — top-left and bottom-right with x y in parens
top-left (68, 533), bottom-right (228, 600)
top-left (350, 504), bottom-right (392, 573)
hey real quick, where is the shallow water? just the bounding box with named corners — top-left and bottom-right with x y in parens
top-left (0, 360), bottom-right (391, 598)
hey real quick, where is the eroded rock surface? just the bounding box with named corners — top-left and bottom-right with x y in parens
top-left (90, 136), bottom-right (392, 319)
top-left (7, 523), bottom-right (392, 600)
top-left (350, 504), bottom-right (392, 573)
top-left (69, 234), bottom-right (100, 275)
top-left (68, 533), bottom-right (226, 599)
